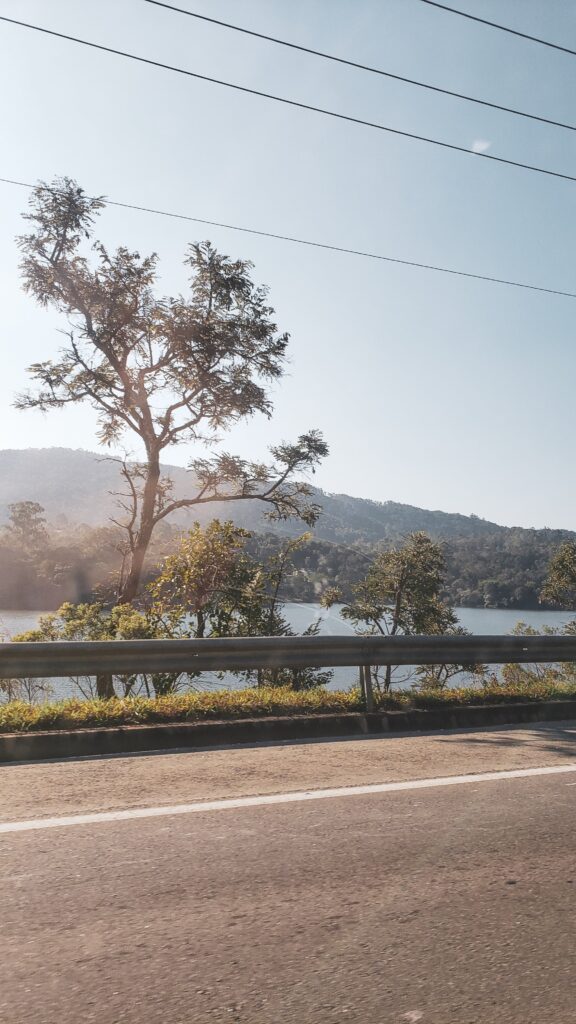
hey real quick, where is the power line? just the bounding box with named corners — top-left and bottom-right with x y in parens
top-left (1, 175), bottom-right (575, 300)
top-left (2, 15), bottom-right (576, 188)
top-left (141, 0), bottom-right (576, 134)
top-left (418, 0), bottom-right (576, 58)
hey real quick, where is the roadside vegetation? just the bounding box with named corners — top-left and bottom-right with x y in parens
top-left (322, 531), bottom-right (481, 692)
top-left (5, 526), bottom-right (479, 704)
top-left (3, 676), bottom-right (576, 733)
top-left (8, 523), bottom-right (333, 700)
top-left (4, 525), bottom-right (576, 709)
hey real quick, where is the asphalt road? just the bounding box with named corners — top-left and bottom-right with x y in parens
top-left (3, 724), bottom-right (576, 1023)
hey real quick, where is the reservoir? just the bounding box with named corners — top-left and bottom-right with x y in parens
top-left (2, 604), bottom-right (575, 699)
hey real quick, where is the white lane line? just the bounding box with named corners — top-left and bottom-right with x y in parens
top-left (2, 762), bottom-right (576, 834)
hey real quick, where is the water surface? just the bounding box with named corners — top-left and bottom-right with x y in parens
top-left (2, 604), bottom-right (574, 699)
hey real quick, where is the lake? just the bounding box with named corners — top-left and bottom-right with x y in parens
top-left (6, 604), bottom-right (573, 642)
top-left (2, 604), bottom-right (575, 699)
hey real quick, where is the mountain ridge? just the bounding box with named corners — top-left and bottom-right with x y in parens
top-left (0, 446), bottom-right (530, 543)
top-left (0, 448), bottom-right (573, 611)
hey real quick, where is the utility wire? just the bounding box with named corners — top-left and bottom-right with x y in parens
top-left (418, 0), bottom-right (576, 58)
top-left (2, 175), bottom-right (575, 300)
top-left (2, 14), bottom-right (576, 187)
top-left (141, 0), bottom-right (576, 134)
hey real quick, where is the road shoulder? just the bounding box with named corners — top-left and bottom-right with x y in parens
top-left (2, 718), bottom-right (576, 823)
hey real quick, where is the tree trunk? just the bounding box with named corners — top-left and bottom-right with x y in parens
top-left (117, 452), bottom-right (161, 605)
top-left (96, 673), bottom-right (116, 699)
top-left (118, 535), bottom-right (151, 605)
top-left (106, 454), bottom-right (161, 697)
top-left (385, 579), bottom-right (404, 692)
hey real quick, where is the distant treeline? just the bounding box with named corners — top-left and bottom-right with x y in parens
top-left (0, 502), bottom-right (571, 612)
top-left (253, 530), bottom-right (572, 610)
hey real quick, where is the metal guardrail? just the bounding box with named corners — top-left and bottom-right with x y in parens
top-left (2, 634), bottom-right (575, 713)
top-left (2, 633), bottom-right (576, 677)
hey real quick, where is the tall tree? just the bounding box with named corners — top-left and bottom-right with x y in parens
top-left (6, 501), bottom-right (48, 555)
top-left (17, 178), bottom-right (328, 604)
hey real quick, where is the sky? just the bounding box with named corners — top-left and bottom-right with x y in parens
top-left (1, 0), bottom-right (576, 530)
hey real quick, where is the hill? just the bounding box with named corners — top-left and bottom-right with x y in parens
top-left (0, 447), bottom-right (504, 542)
top-left (0, 447), bottom-right (573, 611)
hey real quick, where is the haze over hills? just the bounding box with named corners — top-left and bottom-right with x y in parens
top-left (0, 448), bottom-right (573, 612)
top-left (0, 447), bottom-right (510, 542)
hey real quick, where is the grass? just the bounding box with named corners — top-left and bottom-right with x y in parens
top-left (2, 677), bottom-right (576, 733)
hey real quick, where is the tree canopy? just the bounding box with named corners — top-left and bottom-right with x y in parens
top-left (14, 522), bottom-right (331, 697)
top-left (541, 540), bottom-right (576, 608)
top-left (17, 177), bottom-right (327, 602)
top-left (323, 532), bottom-right (475, 691)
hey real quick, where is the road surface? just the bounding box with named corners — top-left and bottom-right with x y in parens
top-left (2, 721), bottom-right (576, 1023)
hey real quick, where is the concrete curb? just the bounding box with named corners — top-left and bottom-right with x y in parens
top-left (2, 699), bottom-right (576, 763)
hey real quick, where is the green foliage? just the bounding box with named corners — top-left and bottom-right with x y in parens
top-left (6, 501), bottom-right (48, 553)
top-left (0, 501), bottom-right (187, 610)
top-left (149, 523), bottom-right (331, 690)
top-left (13, 601), bottom-right (180, 698)
top-left (4, 499), bottom-right (576, 619)
top-left (409, 676), bottom-right (576, 706)
top-left (325, 532), bottom-right (479, 691)
top-left (0, 687), bottom-right (361, 732)
top-left (14, 602), bottom-right (151, 642)
top-left (340, 532), bottom-right (456, 635)
top-left (4, 447), bottom-right (576, 612)
top-left (541, 540), bottom-right (576, 608)
top-left (148, 521), bottom-right (257, 638)
top-left (12, 523), bottom-right (332, 697)
top-left (444, 529), bottom-right (576, 610)
top-left (496, 619), bottom-right (576, 688)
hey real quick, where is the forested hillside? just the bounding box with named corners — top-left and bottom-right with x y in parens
top-left (0, 448), bottom-right (573, 610)
top-left (0, 447), bottom-right (523, 539)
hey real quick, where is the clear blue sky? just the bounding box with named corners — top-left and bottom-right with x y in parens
top-left (1, 0), bottom-right (576, 529)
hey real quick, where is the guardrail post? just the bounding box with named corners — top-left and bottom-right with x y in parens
top-left (360, 664), bottom-right (374, 713)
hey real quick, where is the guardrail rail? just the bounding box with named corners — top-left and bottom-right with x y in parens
top-left (2, 634), bottom-right (575, 712)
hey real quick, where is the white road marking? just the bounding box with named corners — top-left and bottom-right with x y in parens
top-left (2, 762), bottom-right (576, 835)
